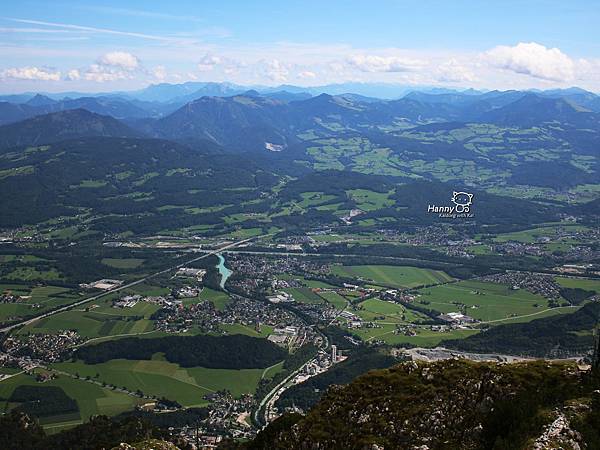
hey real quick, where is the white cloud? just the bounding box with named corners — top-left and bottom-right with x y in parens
top-left (98, 51), bottom-right (139, 70)
top-left (346, 54), bottom-right (424, 73)
top-left (9, 18), bottom-right (175, 42)
top-left (152, 65), bottom-right (167, 81)
top-left (0, 66), bottom-right (61, 81)
top-left (261, 59), bottom-right (289, 82)
top-left (197, 53), bottom-right (222, 72)
top-left (79, 51), bottom-right (142, 83)
top-left (298, 70), bottom-right (316, 79)
top-left (84, 64), bottom-right (131, 82)
top-left (65, 69), bottom-right (80, 81)
top-left (437, 59), bottom-right (476, 83)
top-left (0, 27), bottom-right (71, 33)
top-left (484, 42), bottom-right (575, 81)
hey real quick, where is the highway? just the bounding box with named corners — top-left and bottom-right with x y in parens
top-left (0, 236), bottom-right (261, 334)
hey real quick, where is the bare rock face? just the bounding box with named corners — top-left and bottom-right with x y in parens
top-left (532, 411), bottom-right (585, 450)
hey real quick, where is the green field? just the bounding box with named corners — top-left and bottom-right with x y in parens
top-left (355, 298), bottom-right (428, 324)
top-left (19, 300), bottom-right (158, 338)
top-left (0, 370), bottom-right (139, 430)
top-left (53, 355), bottom-right (279, 407)
top-left (332, 265), bottom-right (453, 289)
top-left (128, 283), bottom-right (170, 297)
top-left (416, 280), bottom-right (562, 323)
top-left (555, 277), bottom-right (600, 292)
top-left (0, 285), bottom-right (80, 323)
top-left (351, 324), bottom-right (477, 346)
top-left (346, 189), bottom-right (394, 211)
top-left (344, 298), bottom-right (443, 346)
top-left (220, 323), bottom-right (273, 338)
top-left (317, 291), bottom-right (348, 309)
top-left (359, 298), bottom-right (406, 315)
top-left (196, 288), bottom-right (231, 310)
top-left (492, 224), bottom-right (589, 244)
top-left (300, 278), bottom-right (337, 289)
top-left (5, 267), bottom-right (62, 281)
top-left (283, 287), bottom-right (325, 304)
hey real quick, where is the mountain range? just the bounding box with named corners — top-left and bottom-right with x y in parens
top-left (2, 88), bottom-right (598, 153)
top-left (0, 82), bottom-right (598, 230)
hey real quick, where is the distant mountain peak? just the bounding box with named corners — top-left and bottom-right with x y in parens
top-left (26, 94), bottom-right (56, 107)
top-left (242, 89), bottom-right (261, 97)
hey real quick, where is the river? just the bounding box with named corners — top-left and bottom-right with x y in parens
top-left (216, 253), bottom-right (232, 289)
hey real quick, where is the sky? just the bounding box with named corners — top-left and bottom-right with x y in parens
top-left (1, 0), bottom-right (599, 93)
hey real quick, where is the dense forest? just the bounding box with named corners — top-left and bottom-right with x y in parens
top-left (275, 350), bottom-right (397, 411)
top-left (443, 302), bottom-right (600, 357)
top-left (75, 334), bottom-right (287, 369)
top-left (0, 412), bottom-right (168, 450)
top-left (9, 385), bottom-right (79, 419)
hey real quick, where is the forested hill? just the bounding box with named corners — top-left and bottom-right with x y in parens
top-left (0, 136), bottom-right (278, 227)
top-left (239, 360), bottom-right (600, 450)
top-left (0, 109), bottom-right (142, 150)
top-left (75, 334), bottom-right (287, 369)
top-left (442, 301), bottom-right (600, 357)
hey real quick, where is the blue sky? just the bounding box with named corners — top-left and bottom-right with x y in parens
top-left (1, 0), bottom-right (599, 93)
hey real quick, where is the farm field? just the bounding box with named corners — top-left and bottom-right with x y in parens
top-left (53, 355), bottom-right (277, 407)
top-left (197, 287), bottom-right (231, 310)
top-left (299, 278), bottom-right (338, 289)
top-left (88, 300), bottom-right (160, 317)
top-left (491, 224), bottom-right (589, 243)
top-left (555, 277), bottom-right (600, 292)
top-left (283, 287), bottom-right (324, 304)
top-left (220, 323), bottom-right (273, 338)
top-left (354, 298), bottom-right (429, 325)
top-left (331, 265), bottom-right (453, 289)
top-left (415, 280), bottom-right (559, 323)
top-left (5, 267), bottom-right (62, 281)
top-left (128, 283), bottom-right (170, 297)
top-left (0, 284), bottom-right (80, 324)
top-left (346, 189), bottom-right (394, 211)
top-left (18, 301), bottom-right (157, 339)
top-left (0, 370), bottom-right (139, 430)
top-left (351, 324), bottom-right (477, 346)
top-left (317, 291), bottom-right (348, 310)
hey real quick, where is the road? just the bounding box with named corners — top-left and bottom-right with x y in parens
top-left (254, 330), bottom-right (329, 427)
top-left (0, 236), bottom-right (261, 334)
top-left (253, 352), bottom-right (314, 427)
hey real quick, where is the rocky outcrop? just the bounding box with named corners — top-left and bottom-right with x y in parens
top-left (242, 360), bottom-right (600, 450)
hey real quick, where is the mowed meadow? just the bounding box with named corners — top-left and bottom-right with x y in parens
top-left (53, 355), bottom-right (282, 408)
top-left (331, 265), bottom-right (454, 289)
top-left (0, 369), bottom-right (140, 431)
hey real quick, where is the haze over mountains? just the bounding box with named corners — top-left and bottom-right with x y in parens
top-left (1, 82), bottom-right (599, 153)
top-left (2, 82), bottom-right (599, 121)
top-left (1, 80), bottom-right (598, 233)
top-left (0, 82), bottom-right (598, 213)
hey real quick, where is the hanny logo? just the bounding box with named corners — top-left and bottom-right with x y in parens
top-left (427, 191), bottom-right (474, 218)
